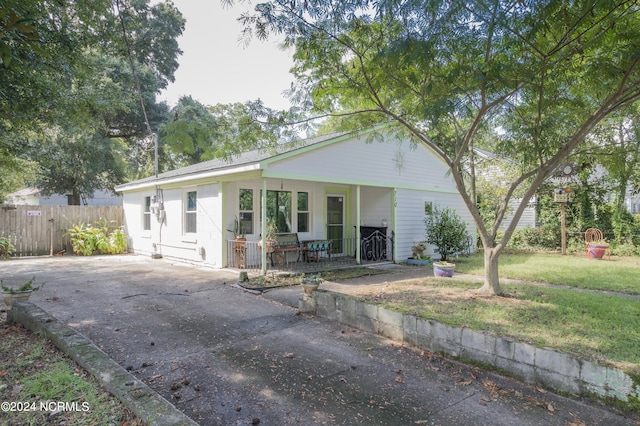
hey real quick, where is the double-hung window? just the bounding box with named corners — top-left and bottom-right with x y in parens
top-left (297, 192), bottom-right (309, 232)
top-left (239, 189), bottom-right (253, 235)
top-left (185, 191), bottom-right (197, 234)
top-left (143, 196), bottom-right (151, 231)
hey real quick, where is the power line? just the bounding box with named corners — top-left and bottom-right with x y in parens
top-left (113, 0), bottom-right (153, 136)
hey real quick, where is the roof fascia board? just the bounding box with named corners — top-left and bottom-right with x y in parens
top-left (116, 164), bottom-right (261, 192)
top-left (262, 170), bottom-right (457, 194)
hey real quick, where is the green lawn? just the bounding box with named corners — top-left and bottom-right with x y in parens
top-left (454, 251), bottom-right (640, 295)
top-left (353, 252), bottom-right (640, 375)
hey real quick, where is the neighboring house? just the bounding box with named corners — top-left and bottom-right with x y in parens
top-left (625, 191), bottom-right (640, 214)
top-left (474, 148), bottom-right (537, 230)
top-left (4, 187), bottom-right (122, 206)
top-left (115, 127), bottom-right (476, 270)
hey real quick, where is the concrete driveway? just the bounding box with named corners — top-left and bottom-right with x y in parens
top-left (1, 255), bottom-right (637, 425)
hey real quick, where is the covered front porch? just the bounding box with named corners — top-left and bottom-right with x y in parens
top-left (226, 229), bottom-right (394, 274)
top-left (224, 176), bottom-right (396, 273)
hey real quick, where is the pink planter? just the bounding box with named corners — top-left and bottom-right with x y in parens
top-left (587, 245), bottom-right (607, 259)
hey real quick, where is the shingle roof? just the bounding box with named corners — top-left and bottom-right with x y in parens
top-left (117, 131), bottom-right (343, 190)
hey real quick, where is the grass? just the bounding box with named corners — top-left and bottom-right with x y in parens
top-left (0, 322), bottom-right (144, 426)
top-left (453, 251), bottom-right (640, 295)
top-left (349, 252), bottom-right (640, 374)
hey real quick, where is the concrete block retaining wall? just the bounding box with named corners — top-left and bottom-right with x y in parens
top-left (300, 290), bottom-right (639, 404)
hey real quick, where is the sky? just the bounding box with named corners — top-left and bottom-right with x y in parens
top-left (158, 1), bottom-right (295, 111)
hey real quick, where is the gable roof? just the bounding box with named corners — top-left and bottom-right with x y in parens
top-left (115, 123), bottom-right (445, 193)
top-left (116, 129), bottom-right (372, 192)
top-left (6, 187), bottom-right (41, 198)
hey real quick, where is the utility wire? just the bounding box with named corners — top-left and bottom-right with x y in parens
top-left (114, 0), bottom-right (153, 137)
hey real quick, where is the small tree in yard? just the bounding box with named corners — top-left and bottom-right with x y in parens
top-left (228, 0), bottom-right (640, 296)
top-left (425, 206), bottom-right (470, 262)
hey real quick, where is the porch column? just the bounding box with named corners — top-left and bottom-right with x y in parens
top-left (392, 188), bottom-right (397, 262)
top-left (356, 185), bottom-right (361, 264)
top-left (261, 178), bottom-right (267, 275)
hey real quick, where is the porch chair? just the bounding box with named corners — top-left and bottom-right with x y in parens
top-left (584, 228), bottom-right (610, 260)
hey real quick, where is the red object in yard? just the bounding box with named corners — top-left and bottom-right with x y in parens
top-left (587, 245), bottom-right (606, 259)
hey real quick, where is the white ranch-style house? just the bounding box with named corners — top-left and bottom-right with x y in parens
top-left (115, 127), bottom-right (475, 272)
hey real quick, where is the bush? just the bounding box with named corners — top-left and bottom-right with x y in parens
top-left (610, 243), bottom-right (640, 257)
top-left (424, 205), bottom-right (470, 261)
top-left (0, 235), bottom-right (14, 258)
top-left (507, 226), bottom-right (560, 251)
top-left (68, 220), bottom-right (127, 256)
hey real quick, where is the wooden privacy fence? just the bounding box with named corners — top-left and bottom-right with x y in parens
top-left (0, 205), bottom-right (124, 257)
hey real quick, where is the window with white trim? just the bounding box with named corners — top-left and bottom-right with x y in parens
top-left (297, 192), bottom-right (309, 232)
top-left (239, 189), bottom-right (253, 235)
top-left (185, 191), bottom-right (197, 234)
top-left (143, 196), bottom-right (151, 231)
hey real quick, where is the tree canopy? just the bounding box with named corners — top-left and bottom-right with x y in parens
top-left (0, 0), bottom-right (184, 202)
top-left (230, 0), bottom-right (640, 294)
top-left (159, 97), bottom-right (284, 170)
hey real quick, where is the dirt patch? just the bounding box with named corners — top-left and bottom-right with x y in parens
top-left (239, 267), bottom-right (390, 289)
top-left (354, 279), bottom-right (529, 308)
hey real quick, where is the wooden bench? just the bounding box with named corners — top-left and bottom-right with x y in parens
top-left (270, 233), bottom-right (305, 266)
top-left (304, 240), bottom-right (332, 263)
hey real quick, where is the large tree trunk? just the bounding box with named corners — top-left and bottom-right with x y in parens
top-left (67, 192), bottom-right (81, 206)
top-left (477, 246), bottom-right (501, 296)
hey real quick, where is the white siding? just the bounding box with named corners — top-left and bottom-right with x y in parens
top-left (197, 183), bottom-right (223, 266)
top-left (122, 183), bottom-right (222, 266)
top-left (395, 189), bottom-right (475, 261)
top-left (122, 191), bottom-right (154, 257)
top-left (40, 190), bottom-right (122, 206)
top-left (360, 187), bottom-right (392, 228)
top-left (499, 197), bottom-right (537, 231)
top-left (121, 131), bottom-right (476, 267)
top-left (268, 135), bottom-right (454, 190)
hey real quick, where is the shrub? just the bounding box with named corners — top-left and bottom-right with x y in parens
top-left (424, 205), bottom-right (470, 261)
top-left (0, 235), bottom-right (14, 259)
top-left (507, 226), bottom-right (560, 251)
top-left (68, 220), bottom-right (127, 256)
top-left (610, 243), bottom-right (640, 257)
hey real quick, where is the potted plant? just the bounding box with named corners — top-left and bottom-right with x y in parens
top-left (1, 277), bottom-right (43, 309)
top-left (432, 261), bottom-right (457, 277)
top-left (406, 255), bottom-right (432, 266)
top-left (424, 205), bottom-right (470, 277)
top-left (300, 274), bottom-right (323, 294)
top-left (407, 242), bottom-right (431, 265)
top-left (587, 240), bottom-right (609, 259)
top-left (227, 215), bottom-right (245, 240)
top-left (259, 218), bottom-right (278, 253)
top-left (227, 215), bottom-right (246, 268)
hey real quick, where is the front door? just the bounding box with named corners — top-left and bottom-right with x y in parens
top-left (326, 195), bottom-right (344, 254)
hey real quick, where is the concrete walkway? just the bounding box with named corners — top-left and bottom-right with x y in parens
top-left (2, 255), bottom-right (637, 425)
